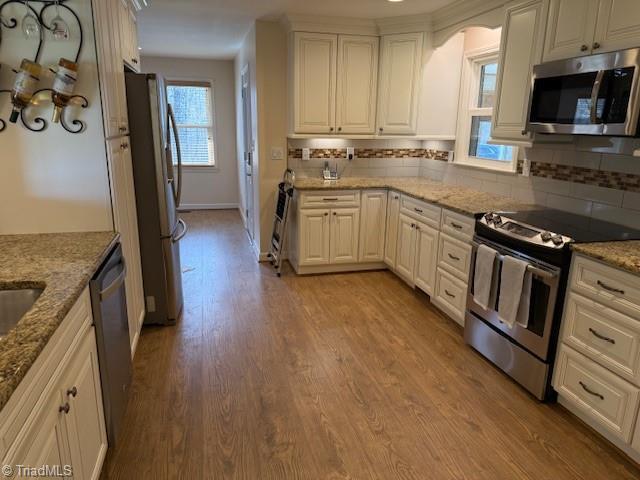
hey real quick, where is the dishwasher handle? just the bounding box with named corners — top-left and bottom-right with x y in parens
top-left (100, 259), bottom-right (127, 302)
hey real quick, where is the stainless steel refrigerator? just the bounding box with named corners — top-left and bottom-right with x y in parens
top-left (125, 73), bottom-right (186, 325)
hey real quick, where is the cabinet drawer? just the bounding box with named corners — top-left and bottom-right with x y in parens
top-left (562, 293), bottom-right (640, 384)
top-left (441, 209), bottom-right (475, 241)
top-left (571, 255), bottom-right (640, 319)
top-left (433, 268), bottom-right (467, 326)
top-left (400, 195), bottom-right (441, 228)
top-left (554, 345), bottom-right (640, 443)
top-left (438, 233), bottom-right (472, 283)
top-left (299, 190), bottom-right (360, 209)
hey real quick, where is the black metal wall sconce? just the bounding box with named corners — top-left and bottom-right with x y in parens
top-left (0, 0), bottom-right (89, 134)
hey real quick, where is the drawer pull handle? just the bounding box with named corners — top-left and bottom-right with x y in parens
top-left (66, 386), bottom-right (78, 397)
top-left (448, 253), bottom-right (461, 261)
top-left (579, 381), bottom-right (604, 400)
top-left (394, 195), bottom-right (399, 200)
top-left (414, 208), bottom-right (423, 213)
top-left (451, 222), bottom-right (463, 230)
top-left (59, 403), bottom-right (71, 414)
top-left (588, 328), bottom-right (615, 344)
top-left (596, 280), bottom-right (625, 295)
top-left (445, 289), bottom-right (456, 298)
top-left (323, 198), bottom-right (338, 201)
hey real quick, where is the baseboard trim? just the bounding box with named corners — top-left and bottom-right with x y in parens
top-left (293, 262), bottom-right (387, 275)
top-left (179, 203), bottom-right (239, 211)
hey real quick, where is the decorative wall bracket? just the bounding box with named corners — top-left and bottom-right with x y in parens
top-left (0, 0), bottom-right (89, 134)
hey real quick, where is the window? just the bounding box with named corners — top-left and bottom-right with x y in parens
top-left (455, 47), bottom-right (517, 171)
top-left (166, 81), bottom-right (216, 167)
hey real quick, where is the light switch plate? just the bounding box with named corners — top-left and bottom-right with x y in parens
top-left (302, 148), bottom-right (310, 161)
top-left (271, 147), bottom-right (284, 161)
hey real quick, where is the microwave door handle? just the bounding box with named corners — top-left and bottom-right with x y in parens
top-left (590, 70), bottom-right (605, 124)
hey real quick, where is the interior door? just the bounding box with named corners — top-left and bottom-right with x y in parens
top-left (241, 65), bottom-right (255, 241)
top-left (330, 208), bottom-right (360, 264)
top-left (396, 214), bottom-right (417, 283)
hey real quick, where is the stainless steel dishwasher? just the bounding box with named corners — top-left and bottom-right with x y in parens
top-left (90, 243), bottom-right (132, 447)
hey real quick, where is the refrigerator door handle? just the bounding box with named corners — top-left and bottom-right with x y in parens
top-left (167, 103), bottom-right (183, 209)
top-left (172, 218), bottom-right (188, 243)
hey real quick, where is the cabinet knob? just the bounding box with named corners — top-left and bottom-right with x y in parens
top-left (121, 142), bottom-right (129, 150)
top-left (333, 212), bottom-right (337, 215)
top-left (119, 126), bottom-right (127, 132)
top-left (329, 127), bottom-right (334, 132)
top-left (132, 58), bottom-right (139, 64)
top-left (521, 129), bottom-right (527, 135)
top-left (59, 403), bottom-right (70, 414)
top-left (379, 127), bottom-right (383, 133)
top-left (592, 42), bottom-right (601, 50)
top-left (67, 386), bottom-right (78, 397)
top-left (411, 223), bottom-right (415, 229)
top-left (337, 127), bottom-right (342, 132)
top-left (580, 44), bottom-right (589, 52)
top-left (394, 195), bottom-right (399, 200)
top-left (324, 212), bottom-right (329, 216)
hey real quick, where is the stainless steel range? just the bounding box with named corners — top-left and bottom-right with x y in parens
top-left (465, 209), bottom-right (640, 401)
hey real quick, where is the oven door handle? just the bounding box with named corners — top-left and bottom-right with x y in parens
top-left (470, 241), bottom-right (558, 281)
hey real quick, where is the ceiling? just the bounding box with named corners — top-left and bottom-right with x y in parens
top-left (138, 0), bottom-right (458, 59)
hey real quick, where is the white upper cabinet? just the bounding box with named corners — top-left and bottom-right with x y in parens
top-left (293, 32), bottom-right (338, 134)
top-left (492, 0), bottom-right (548, 143)
top-left (544, 0), bottom-right (640, 62)
top-left (544, 0), bottom-right (599, 61)
top-left (377, 33), bottom-right (424, 135)
top-left (336, 35), bottom-right (380, 134)
top-left (594, 0), bottom-right (640, 54)
top-left (119, 0), bottom-right (141, 71)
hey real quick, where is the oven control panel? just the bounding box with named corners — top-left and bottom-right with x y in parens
top-left (480, 212), bottom-right (572, 249)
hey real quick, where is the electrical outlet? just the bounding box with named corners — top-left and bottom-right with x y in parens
top-left (302, 148), bottom-right (310, 161)
top-left (347, 147), bottom-right (354, 161)
top-left (271, 147), bottom-right (284, 160)
top-left (522, 157), bottom-right (531, 177)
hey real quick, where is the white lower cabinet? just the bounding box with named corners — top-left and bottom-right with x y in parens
top-left (299, 209), bottom-right (331, 266)
top-left (359, 190), bottom-right (387, 263)
top-left (555, 254), bottom-right (640, 460)
top-left (414, 222), bottom-right (439, 296)
top-left (384, 191), bottom-right (401, 268)
top-left (432, 268), bottom-right (468, 326)
top-left (330, 208), bottom-right (360, 264)
top-left (2, 290), bottom-right (107, 480)
top-left (395, 214), bottom-right (418, 283)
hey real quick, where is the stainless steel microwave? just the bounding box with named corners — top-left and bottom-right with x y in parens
top-left (526, 48), bottom-right (640, 136)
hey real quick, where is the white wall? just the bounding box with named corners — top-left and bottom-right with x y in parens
top-left (141, 56), bottom-right (239, 210)
top-left (0, 0), bottom-right (112, 234)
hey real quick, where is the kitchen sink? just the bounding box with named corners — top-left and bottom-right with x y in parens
top-left (0, 288), bottom-right (43, 336)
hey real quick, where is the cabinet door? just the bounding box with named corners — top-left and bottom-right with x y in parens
top-left (492, 0), bottom-right (548, 143)
top-left (107, 139), bottom-right (145, 349)
top-left (384, 191), bottom-right (401, 268)
top-left (414, 222), bottom-right (439, 296)
top-left (299, 209), bottom-right (331, 266)
top-left (395, 214), bottom-right (417, 283)
top-left (336, 35), bottom-right (379, 134)
top-left (112, 0), bottom-right (129, 134)
top-left (543, 0), bottom-right (599, 62)
top-left (377, 33), bottom-right (424, 135)
top-left (359, 190), bottom-right (387, 263)
top-left (594, 0), bottom-right (640, 54)
top-left (293, 32), bottom-right (337, 134)
top-left (8, 387), bottom-right (71, 478)
top-left (60, 329), bottom-right (108, 480)
top-left (128, 7), bottom-right (141, 70)
top-left (330, 208), bottom-right (360, 264)
top-left (633, 413), bottom-right (640, 454)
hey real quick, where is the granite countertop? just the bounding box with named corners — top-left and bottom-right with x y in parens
top-left (293, 176), bottom-right (533, 217)
top-left (572, 241), bottom-right (640, 275)
top-left (0, 231), bottom-right (118, 411)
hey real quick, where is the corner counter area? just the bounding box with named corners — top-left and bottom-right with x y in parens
top-left (0, 232), bottom-right (118, 479)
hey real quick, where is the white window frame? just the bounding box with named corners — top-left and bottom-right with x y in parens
top-left (166, 79), bottom-right (218, 169)
top-left (454, 44), bottom-right (518, 172)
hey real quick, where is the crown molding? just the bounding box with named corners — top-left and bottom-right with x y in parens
top-left (282, 13), bottom-right (379, 36)
top-left (375, 13), bottom-right (433, 35)
top-left (432, 0), bottom-right (508, 32)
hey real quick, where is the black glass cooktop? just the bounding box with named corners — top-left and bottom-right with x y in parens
top-left (494, 208), bottom-right (640, 243)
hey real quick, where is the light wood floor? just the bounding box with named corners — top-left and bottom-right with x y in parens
top-left (101, 209), bottom-right (640, 479)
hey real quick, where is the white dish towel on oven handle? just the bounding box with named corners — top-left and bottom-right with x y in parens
top-left (497, 255), bottom-right (533, 329)
top-left (473, 244), bottom-right (498, 309)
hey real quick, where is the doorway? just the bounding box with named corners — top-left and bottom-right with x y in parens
top-left (241, 65), bottom-right (255, 242)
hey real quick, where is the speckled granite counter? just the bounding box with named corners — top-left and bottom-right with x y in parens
top-left (0, 231), bottom-right (118, 411)
top-left (293, 177), bottom-right (534, 217)
top-left (572, 241), bottom-right (640, 275)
